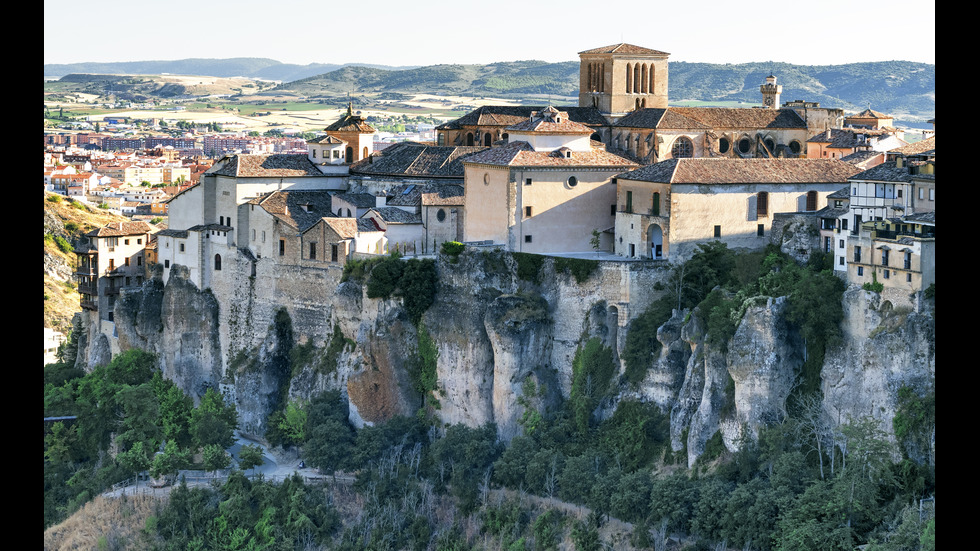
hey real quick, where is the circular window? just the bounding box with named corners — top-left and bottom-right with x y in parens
top-left (567, 176), bottom-right (578, 187)
top-left (437, 208), bottom-right (446, 222)
top-left (719, 138), bottom-right (730, 154)
top-left (789, 140), bottom-right (802, 155)
top-left (671, 137), bottom-right (693, 158)
top-left (738, 138), bottom-right (751, 154)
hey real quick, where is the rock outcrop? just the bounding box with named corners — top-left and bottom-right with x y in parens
top-left (81, 248), bottom-right (935, 466)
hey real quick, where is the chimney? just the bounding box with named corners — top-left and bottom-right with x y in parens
top-left (376, 193), bottom-right (387, 208)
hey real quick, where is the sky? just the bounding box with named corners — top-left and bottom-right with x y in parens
top-left (44, 0), bottom-right (935, 67)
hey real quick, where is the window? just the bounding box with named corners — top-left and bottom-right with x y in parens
top-left (854, 246), bottom-right (862, 262)
top-left (165, 259), bottom-right (170, 268)
top-left (525, 178), bottom-right (532, 186)
top-left (806, 190), bottom-right (818, 211)
top-left (757, 192), bottom-right (769, 217)
top-left (652, 192), bottom-right (660, 216)
top-left (839, 256), bottom-right (845, 266)
top-left (857, 266), bottom-right (864, 276)
top-left (567, 176), bottom-right (578, 187)
top-left (929, 189), bottom-right (935, 201)
top-left (261, 231), bottom-right (266, 243)
top-left (714, 225), bottom-right (721, 238)
top-left (214, 254), bottom-right (221, 270)
top-left (437, 208), bottom-right (446, 222)
top-left (738, 138), bottom-right (751, 154)
top-left (252, 229), bottom-right (256, 241)
top-left (179, 243), bottom-right (185, 252)
top-left (842, 218), bottom-right (848, 231)
top-left (918, 188), bottom-right (924, 200)
top-left (759, 224), bottom-right (766, 237)
top-left (883, 269), bottom-right (890, 279)
top-left (137, 256), bottom-right (142, 266)
top-left (309, 242), bottom-right (317, 260)
top-left (904, 252), bottom-right (912, 270)
top-left (611, 204), bottom-right (616, 216)
top-left (881, 249), bottom-right (889, 266)
top-left (331, 244), bottom-right (338, 262)
top-left (719, 138), bottom-right (730, 154)
top-left (824, 237), bottom-right (831, 252)
top-left (525, 206), bottom-right (532, 217)
top-left (626, 191), bottom-right (633, 213)
top-left (279, 240), bottom-right (285, 256)
top-left (124, 239), bottom-right (130, 245)
top-left (124, 257), bottom-right (130, 266)
top-left (907, 273), bottom-right (912, 282)
top-left (671, 137), bottom-right (693, 158)
top-left (525, 235), bottom-right (532, 243)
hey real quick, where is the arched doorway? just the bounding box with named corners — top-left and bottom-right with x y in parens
top-left (466, 132), bottom-right (474, 146)
top-left (345, 146), bottom-right (353, 162)
top-left (647, 224), bottom-right (664, 259)
top-left (484, 133), bottom-right (492, 146)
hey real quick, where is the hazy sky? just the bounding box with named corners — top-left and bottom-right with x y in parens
top-left (44, 0), bottom-right (935, 67)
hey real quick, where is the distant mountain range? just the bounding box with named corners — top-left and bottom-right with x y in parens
top-left (44, 57), bottom-right (935, 125)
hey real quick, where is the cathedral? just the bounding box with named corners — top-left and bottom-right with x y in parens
top-left (436, 43), bottom-right (844, 164)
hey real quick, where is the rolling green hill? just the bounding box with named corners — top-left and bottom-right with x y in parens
top-left (43, 57), bottom-right (935, 124)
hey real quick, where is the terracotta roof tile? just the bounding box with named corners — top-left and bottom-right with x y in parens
top-left (670, 107), bottom-right (807, 129)
top-left (617, 158), bottom-right (862, 184)
top-left (462, 141), bottom-right (637, 168)
top-left (207, 154), bottom-right (324, 177)
top-left (86, 221), bottom-right (155, 237)
top-left (350, 142), bottom-right (487, 178)
top-left (578, 43), bottom-right (670, 56)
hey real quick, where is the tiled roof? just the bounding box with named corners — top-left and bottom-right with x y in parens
top-left (507, 109), bottom-right (595, 134)
top-left (828, 186), bottom-right (850, 199)
top-left (578, 43), bottom-right (670, 56)
top-left (903, 211), bottom-right (935, 225)
top-left (421, 183), bottom-right (464, 206)
top-left (617, 158), bottom-right (862, 184)
top-left (848, 109), bottom-right (892, 120)
top-left (385, 183), bottom-right (422, 207)
top-left (369, 207), bottom-right (422, 224)
top-left (889, 136), bottom-right (936, 156)
top-left (247, 190), bottom-right (336, 231)
top-left (317, 217), bottom-right (359, 239)
top-left (334, 192), bottom-right (377, 208)
top-left (613, 108), bottom-right (711, 130)
top-left (307, 134), bottom-right (346, 145)
top-left (436, 105), bottom-right (607, 131)
top-left (807, 128), bottom-right (893, 147)
top-left (668, 107), bottom-right (806, 129)
top-left (324, 109), bottom-right (376, 133)
top-left (462, 141), bottom-right (638, 168)
top-left (350, 142), bottom-right (487, 178)
top-left (157, 229), bottom-right (189, 238)
top-left (207, 154), bottom-right (324, 177)
top-left (848, 161), bottom-right (921, 183)
top-left (86, 221), bottom-right (154, 237)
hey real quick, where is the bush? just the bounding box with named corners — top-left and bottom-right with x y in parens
top-left (440, 241), bottom-right (465, 259)
top-left (553, 257), bottom-right (599, 284)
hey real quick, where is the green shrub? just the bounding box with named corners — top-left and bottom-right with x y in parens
top-left (513, 252), bottom-right (545, 284)
top-left (440, 240), bottom-right (465, 259)
top-left (570, 338), bottom-right (616, 434)
top-left (47, 194), bottom-right (62, 203)
top-left (863, 271), bottom-right (884, 293)
top-left (553, 257), bottom-right (599, 284)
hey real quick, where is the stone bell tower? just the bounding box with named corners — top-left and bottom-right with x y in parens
top-left (760, 74), bottom-right (782, 109)
top-left (579, 43), bottom-right (670, 123)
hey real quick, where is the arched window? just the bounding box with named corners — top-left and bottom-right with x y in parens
top-left (641, 65), bottom-right (648, 93)
top-left (345, 146), bottom-right (353, 161)
top-left (806, 190), bottom-right (818, 211)
top-left (652, 192), bottom-right (661, 216)
top-left (626, 63), bottom-right (633, 93)
top-left (671, 137), bottom-right (693, 158)
top-left (363, 146), bottom-right (369, 159)
top-left (649, 66), bottom-right (655, 93)
top-left (757, 191), bottom-right (769, 217)
top-left (634, 65), bottom-right (641, 94)
top-left (484, 133), bottom-right (492, 146)
top-left (466, 133), bottom-right (474, 146)
top-left (214, 254), bottom-right (222, 271)
top-left (719, 138), bottom-right (730, 154)
top-left (789, 140), bottom-right (802, 155)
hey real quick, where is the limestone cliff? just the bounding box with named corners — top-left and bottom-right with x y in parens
top-left (85, 248), bottom-right (934, 467)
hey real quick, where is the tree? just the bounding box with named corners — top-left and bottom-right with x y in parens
top-left (202, 444), bottom-right (231, 478)
top-left (190, 387), bottom-right (238, 451)
top-left (151, 439), bottom-right (191, 481)
top-left (237, 444), bottom-right (264, 476)
top-left (277, 399), bottom-right (307, 448)
top-left (118, 440), bottom-right (152, 488)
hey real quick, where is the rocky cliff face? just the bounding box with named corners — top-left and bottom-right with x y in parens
top-left (88, 248), bottom-right (935, 465)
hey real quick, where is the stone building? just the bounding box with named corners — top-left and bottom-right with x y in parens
top-left (612, 158), bottom-right (862, 261)
top-left (846, 211), bottom-right (935, 301)
top-left (74, 221), bottom-right (155, 321)
top-left (461, 107), bottom-right (638, 253)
